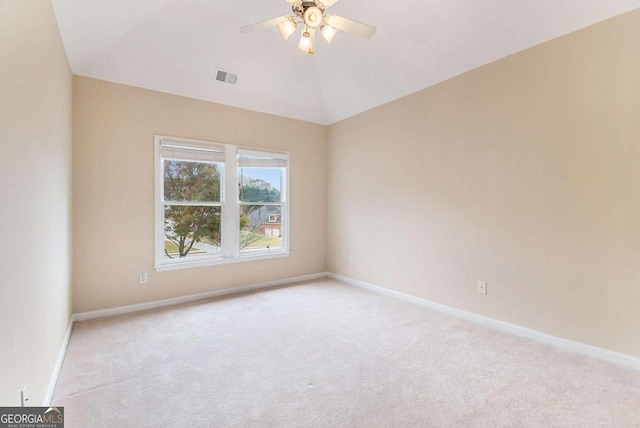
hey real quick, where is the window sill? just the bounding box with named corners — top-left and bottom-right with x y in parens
top-left (154, 251), bottom-right (290, 272)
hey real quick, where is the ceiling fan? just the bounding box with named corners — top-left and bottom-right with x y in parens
top-left (240, 0), bottom-right (376, 55)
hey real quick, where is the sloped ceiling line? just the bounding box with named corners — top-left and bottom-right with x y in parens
top-left (52, 0), bottom-right (640, 125)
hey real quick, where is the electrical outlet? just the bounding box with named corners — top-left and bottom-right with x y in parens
top-left (348, 256), bottom-right (353, 264)
top-left (21, 384), bottom-right (28, 407)
top-left (477, 281), bottom-right (488, 295)
top-left (139, 272), bottom-right (148, 284)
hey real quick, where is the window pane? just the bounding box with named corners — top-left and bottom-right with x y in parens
top-left (238, 167), bottom-right (282, 203)
top-left (164, 160), bottom-right (221, 202)
top-left (164, 206), bottom-right (221, 260)
top-left (239, 205), bottom-right (283, 253)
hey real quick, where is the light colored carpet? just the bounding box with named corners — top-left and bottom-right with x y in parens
top-left (53, 279), bottom-right (640, 427)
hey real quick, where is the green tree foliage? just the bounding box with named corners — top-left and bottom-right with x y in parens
top-left (164, 160), bottom-right (221, 258)
top-left (239, 182), bottom-right (281, 204)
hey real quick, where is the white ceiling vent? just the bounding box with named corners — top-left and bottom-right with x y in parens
top-left (215, 68), bottom-right (238, 85)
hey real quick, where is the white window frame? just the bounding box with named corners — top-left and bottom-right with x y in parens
top-left (154, 135), bottom-right (290, 272)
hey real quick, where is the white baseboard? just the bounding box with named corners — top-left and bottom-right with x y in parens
top-left (327, 272), bottom-right (640, 372)
top-left (43, 318), bottom-right (74, 405)
top-left (72, 272), bottom-right (328, 322)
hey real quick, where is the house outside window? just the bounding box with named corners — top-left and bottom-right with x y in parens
top-left (154, 136), bottom-right (289, 271)
top-left (238, 150), bottom-right (287, 253)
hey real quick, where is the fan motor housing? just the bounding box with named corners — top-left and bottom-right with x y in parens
top-left (293, 1), bottom-right (325, 18)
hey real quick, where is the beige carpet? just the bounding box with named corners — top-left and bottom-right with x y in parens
top-left (53, 279), bottom-right (640, 427)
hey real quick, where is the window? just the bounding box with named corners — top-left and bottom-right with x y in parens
top-left (238, 150), bottom-right (286, 255)
top-left (155, 136), bottom-right (289, 271)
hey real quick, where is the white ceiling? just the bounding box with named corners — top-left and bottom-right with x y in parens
top-left (52, 0), bottom-right (640, 125)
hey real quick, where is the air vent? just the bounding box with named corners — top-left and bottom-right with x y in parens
top-left (215, 68), bottom-right (238, 85)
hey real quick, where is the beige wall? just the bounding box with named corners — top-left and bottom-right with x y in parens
top-left (72, 76), bottom-right (326, 313)
top-left (0, 1), bottom-right (73, 405)
top-left (327, 10), bottom-right (640, 357)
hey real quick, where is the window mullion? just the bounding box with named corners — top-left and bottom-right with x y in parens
top-left (164, 201), bottom-right (222, 207)
top-left (155, 137), bottom-right (164, 268)
top-left (222, 145), bottom-right (239, 258)
top-left (238, 202), bottom-right (283, 207)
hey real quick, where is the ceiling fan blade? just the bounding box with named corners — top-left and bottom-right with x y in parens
top-left (317, 0), bottom-right (340, 8)
top-left (325, 14), bottom-right (376, 38)
top-left (240, 16), bottom-right (290, 34)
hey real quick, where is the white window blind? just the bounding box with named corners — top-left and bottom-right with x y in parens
top-left (161, 141), bottom-right (225, 163)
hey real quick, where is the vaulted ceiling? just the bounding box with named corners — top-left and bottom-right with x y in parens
top-left (52, 0), bottom-right (640, 124)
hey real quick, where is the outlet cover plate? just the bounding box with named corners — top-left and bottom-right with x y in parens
top-left (21, 384), bottom-right (28, 406)
top-left (478, 281), bottom-right (488, 295)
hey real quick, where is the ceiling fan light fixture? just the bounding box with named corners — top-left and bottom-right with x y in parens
top-left (240, 0), bottom-right (376, 55)
top-left (303, 6), bottom-right (323, 28)
top-left (298, 29), bottom-right (314, 55)
top-left (320, 24), bottom-right (337, 44)
top-left (278, 18), bottom-right (297, 40)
